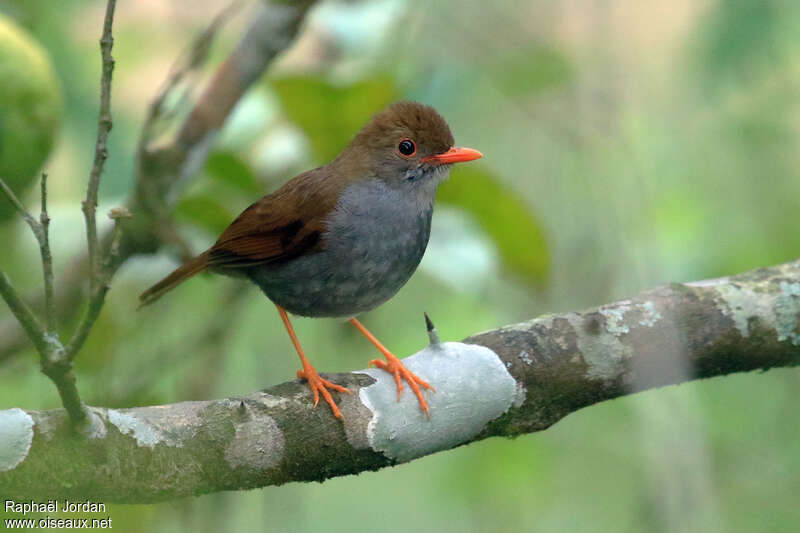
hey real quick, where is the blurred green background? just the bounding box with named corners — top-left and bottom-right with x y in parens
top-left (1, 0), bottom-right (799, 531)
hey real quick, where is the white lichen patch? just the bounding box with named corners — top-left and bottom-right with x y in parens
top-left (85, 408), bottom-right (107, 440)
top-left (714, 284), bottom-right (764, 338)
top-left (358, 342), bottom-right (517, 463)
top-left (780, 281), bottom-right (800, 297)
top-left (639, 301), bottom-right (662, 327)
top-left (225, 415), bottom-right (284, 471)
top-left (567, 312), bottom-right (630, 380)
top-left (256, 393), bottom-right (291, 409)
top-left (573, 300), bottom-right (663, 380)
top-left (519, 350), bottom-right (533, 365)
top-left (108, 409), bottom-right (162, 449)
top-left (527, 314), bottom-right (569, 351)
top-left (130, 402), bottom-right (206, 447)
top-left (0, 408), bottom-right (34, 472)
top-left (601, 302), bottom-right (632, 335)
top-left (776, 281), bottom-right (800, 345)
top-left (713, 279), bottom-right (800, 346)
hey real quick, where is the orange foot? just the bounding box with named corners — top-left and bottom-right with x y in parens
top-left (297, 366), bottom-right (351, 420)
top-left (369, 352), bottom-right (434, 418)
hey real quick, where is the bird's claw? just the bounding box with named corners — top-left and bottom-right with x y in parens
top-left (297, 368), bottom-right (351, 420)
top-left (370, 356), bottom-right (433, 418)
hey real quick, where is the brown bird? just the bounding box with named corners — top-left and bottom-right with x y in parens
top-left (139, 101), bottom-right (482, 419)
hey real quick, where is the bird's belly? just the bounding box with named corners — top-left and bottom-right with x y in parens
top-left (248, 209), bottom-right (432, 317)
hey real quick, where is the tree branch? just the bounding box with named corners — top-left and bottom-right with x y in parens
top-left (68, 0), bottom-right (117, 364)
top-left (39, 174), bottom-right (55, 332)
top-left (0, 174), bottom-right (54, 336)
top-left (64, 209), bottom-right (129, 360)
top-left (81, 0), bottom-right (116, 287)
top-left (0, 266), bottom-right (84, 425)
top-left (0, 177), bottom-right (39, 232)
top-left (0, 178), bottom-right (86, 424)
top-left (2, 259), bottom-right (798, 502)
top-left (0, 271), bottom-right (48, 356)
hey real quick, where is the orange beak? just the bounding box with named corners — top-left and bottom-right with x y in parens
top-left (421, 146), bottom-right (483, 165)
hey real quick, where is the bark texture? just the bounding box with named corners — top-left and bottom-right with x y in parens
top-left (1, 259), bottom-right (799, 503)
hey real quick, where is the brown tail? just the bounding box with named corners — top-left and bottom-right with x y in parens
top-left (139, 252), bottom-right (210, 308)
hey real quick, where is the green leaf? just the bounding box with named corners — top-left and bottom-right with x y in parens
top-left (176, 193), bottom-right (235, 236)
top-left (271, 76), bottom-right (398, 162)
top-left (204, 151), bottom-right (260, 194)
top-left (438, 166), bottom-right (549, 286)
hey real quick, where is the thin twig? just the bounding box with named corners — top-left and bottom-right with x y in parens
top-left (0, 264), bottom-right (85, 424)
top-left (0, 177), bottom-right (40, 235)
top-left (82, 0), bottom-right (116, 288)
top-left (65, 287), bottom-right (108, 361)
top-left (0, 270), bottom-right (49, 356)
top-left (39, 174), bottom-right (56, 332)
top-left (105, 207), bottom-right (131, 266)
top-left (65, 209), bottom-right (128, 360)
top-left (0, 269), bottom-right (84, 423)
top-left (1, 174), bottom-right (56, 333)
top-left (0, 178), bottom-right (82, 422)
top-left (67, 0), bottom-right (117, 362)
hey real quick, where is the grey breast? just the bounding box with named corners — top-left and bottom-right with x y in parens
top-left (249, 178), bottom-right (434, 318)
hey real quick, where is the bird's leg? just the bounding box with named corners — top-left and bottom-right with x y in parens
top-left (276, 305), bottom-right (350, 420)
top-left (348, 317), bottom-right (433, 418)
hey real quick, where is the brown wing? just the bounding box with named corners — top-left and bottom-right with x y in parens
top-left (206, 167), bottom-right (343, 269)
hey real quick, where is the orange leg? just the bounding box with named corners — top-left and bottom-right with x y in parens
top-left (349, 317), bottom-right (434, 418)
top-left (276, 305), bottom-right (350, 420)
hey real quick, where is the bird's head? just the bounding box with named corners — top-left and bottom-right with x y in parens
top-left (337, 101), bottom-right (482, 194)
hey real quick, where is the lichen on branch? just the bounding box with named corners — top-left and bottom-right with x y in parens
top-left (2, 259), bottom-right (798, 502)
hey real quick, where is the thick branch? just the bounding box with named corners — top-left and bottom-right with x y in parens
top-left (2, 259), bottom-right (799, 502)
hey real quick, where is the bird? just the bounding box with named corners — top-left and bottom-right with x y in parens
top-left (139, 101), bottom-right (482, 420)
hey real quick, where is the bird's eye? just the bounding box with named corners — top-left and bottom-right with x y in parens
top-left (397, 139), bottom-right (416, 157)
